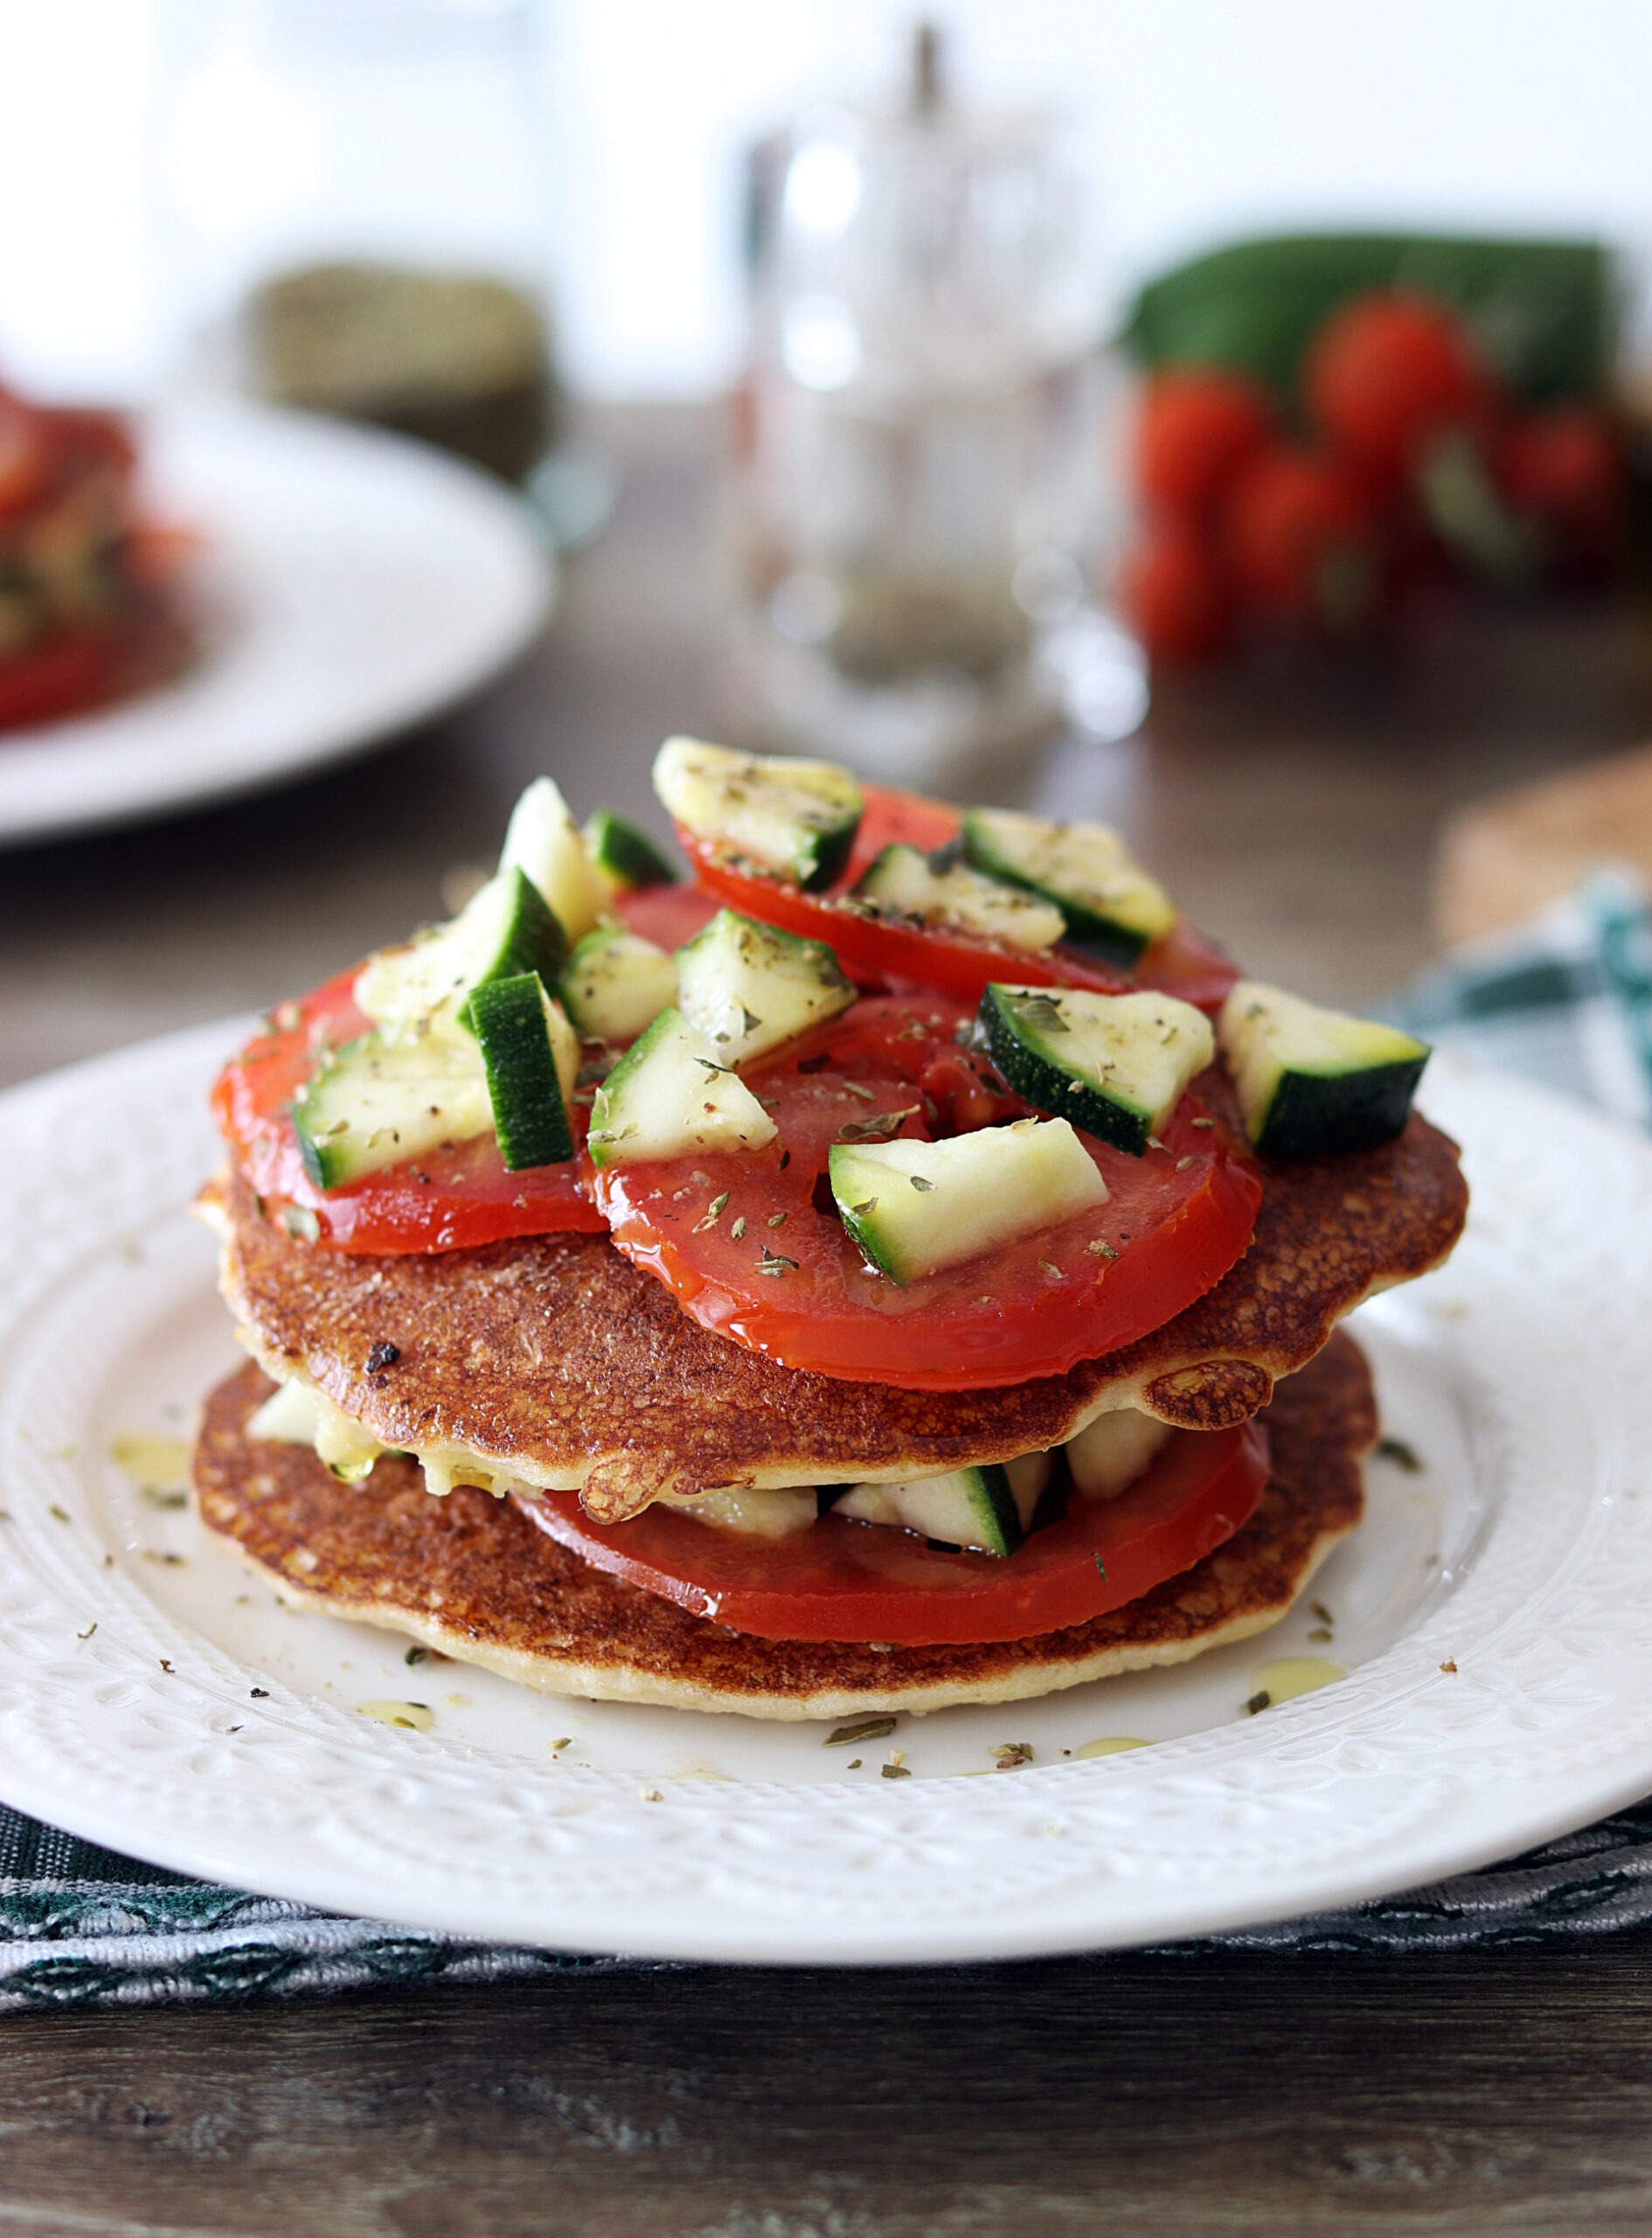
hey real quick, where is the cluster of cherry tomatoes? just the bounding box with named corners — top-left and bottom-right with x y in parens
top-left (1121, 289), bottom-right (1627, 665)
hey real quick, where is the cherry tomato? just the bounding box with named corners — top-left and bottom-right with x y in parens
top-left (1304, 289), bottom-right (1491, 481)
top-left (593, 995), bottom-right (1262, 1391)
top-left (1496, 406), bottom-right (1624, 565)
top-left (1120, 521), bottom-right (1236, 664)
top-left (212, 969), bottom-right (605, 1254)
top-left (1225, 443), bottom-right (1377, 627)
top-left (1137, 368), bottom-right (1274, 518)
top-left (524, 1417), bottom-right (1268, 1644)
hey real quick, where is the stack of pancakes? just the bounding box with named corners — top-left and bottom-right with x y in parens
top-left (195, 1090), bottom-right (1465, 1719)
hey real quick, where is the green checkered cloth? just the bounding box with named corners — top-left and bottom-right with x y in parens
top-left (8, 870), bottom-right (1652, 2008)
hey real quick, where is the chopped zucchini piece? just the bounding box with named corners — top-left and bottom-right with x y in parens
top-left (1064, 1409), bottom-right (1171, 1499)
top-left (355, 868), bottom-right (566, 1040)
top-left (829, 1116), bottom-right (1108, 1284)
top-left (851, 844), bottom-right (1064, 953)
top-left (581, 808), bottom-right (677, 895)
top-left (293, 1025), bottom-right (492, 1189)
top-left (560, 924), bottom-right (678, 1044)
top-left (977, 984), bottom-right (1214, 1157)
top-left (469, 973), bottom-right (580, 1170)
top-left (962, 806), bottom-right (1176, 963)
top-left (662, 1485), bottom-right (819, 1537)
top-left (1218, 979), bottom-right (1429, 1156)
top-left (587, 1006), bottom-right (779, 1168)
top-left (653, 735), bottom-right (863, 891)
top-left (675, 907), bottom-right (854, 1067)
top-left (833, 1464), bottom-right (1027, 1556)
top-left (500, 775), bottom-right (606, 942)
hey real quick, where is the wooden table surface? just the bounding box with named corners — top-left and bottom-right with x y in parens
top-left (3, 407), bottom-right (1652, 2235)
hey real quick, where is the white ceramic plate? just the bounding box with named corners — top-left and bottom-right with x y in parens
top-left (0, 401), bottom-right (554, 847)
top-left (1, 1026), bottom-right (1649, 1963)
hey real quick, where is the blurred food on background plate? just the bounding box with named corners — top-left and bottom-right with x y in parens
top-left (0, 380), bottom-right (196, 733)
top-left (1118, 234), bottom-right (1628, 664)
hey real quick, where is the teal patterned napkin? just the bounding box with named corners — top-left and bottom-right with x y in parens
top-left (8, 872), bottom-right (1652, 2009)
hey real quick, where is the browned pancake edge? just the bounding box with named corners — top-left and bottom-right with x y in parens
top-left (204, 1110), bottom-right (1459, 1518)
top-left (193, 1331), bottom-right (1374, 1720)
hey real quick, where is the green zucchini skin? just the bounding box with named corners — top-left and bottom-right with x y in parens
top-left (653, 736), bottom-right (864, 892)
top-left (354, 867), bottom-right (567, 1042)
top-left (581, 809), bottom-right (677, 892)
top-left (469, 973), bottom-right (577, 1170)
top-left (831, 1465), bottom-right (1024, 1557)
top-left (1218, 979), bottom-right (1430, 1157)
top-left (291, 1027), bottom-right (493, 1189)
top-left (961, 808), bottom-right (1174, 966)
top-left (975, 983), bottom-right (1214, 1157)
top-left (978, 985), bottom-right (1144, 1155)
top-left (1253, 1058), bottom-right (1428, 1158)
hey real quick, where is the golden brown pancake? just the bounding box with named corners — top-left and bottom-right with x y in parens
top-left (195, 1333), bottom-right (1373, 1719)
top-left (205, 1110), bottom-right (1461, 1519)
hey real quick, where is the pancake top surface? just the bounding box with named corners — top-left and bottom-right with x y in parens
top-left (211, 1110), bottom-right (1461, 1519)
top-left (194, 1331), bottom-right (1373, 1719)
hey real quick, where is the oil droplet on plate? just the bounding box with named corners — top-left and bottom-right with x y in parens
top-left (1250, 1656), bottom-right (1345, 1706)
top-left (1075, 1735), bottom-right (1149, 1758)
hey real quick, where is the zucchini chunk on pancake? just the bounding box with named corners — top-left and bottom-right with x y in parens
top-left (675, 907), bottom-right (854, 1067)
top-left (831, 1453), bottom-right (1052, 1558)
top-left (851, 843), bottom-right (1065, 953)
top-left (587, 1006), bottom-right (778, 1167)
top-left (469, 973), bottom-right (580, 1171)
top-left (559, 923), bottom-right (678, 1045)
top-left (354, 866), bottom-right (566, 1041)
top-left (977, 983), bottom-right (1213, 1157)
top-left (829, 1116), bottom-right (1109, 1286)
top-left (580, 806), bottom-right (678, 897)
top-left (499, 775), bottom-right (606, 944)
top-left (1219, 980), bottom-right (1429, 1157)
top-left (205, 1099), bottom-right (1463, 1523)
top-left (654, 735), bottom-right (863, 892)
top-left (192, 1334), bottom-right (1372, 1719)
top-left (292, 1023), bottom-right (493, 1190)
top-left (962, 806), bottom-right (1176, 964)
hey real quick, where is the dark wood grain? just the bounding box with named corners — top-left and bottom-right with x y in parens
top-left (5, 1941), bottom-right (1652, 2235)
top-left (4, 405), bottom-right (1652, 2235)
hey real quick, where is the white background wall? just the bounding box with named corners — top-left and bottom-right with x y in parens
top-left (3, 0), bottom-right (1652, 401)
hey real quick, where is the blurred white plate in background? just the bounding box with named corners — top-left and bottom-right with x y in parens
top-left (0, 400), bottom-right (555, 848)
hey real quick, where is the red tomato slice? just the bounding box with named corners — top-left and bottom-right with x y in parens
top-left (614, 881), bottom-right (718, 949)
top-left (523, 1417), bottom-right (1267, 1645)
top-left (594, 995), bottom-right (1261, 1390)
top-left (677, 782), bottom-right (1238, 1012)
top-left (212, 968), bottom-right (605, 1254)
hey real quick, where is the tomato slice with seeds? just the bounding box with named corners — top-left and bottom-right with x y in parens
top-left (212, 968), bottom-right (605, 1254)
top-left (593, 995), bottom-right (1261, 1391)
top-left (677, 782), bottom-right (1239, 1013)
top-left (524, 1417), bottom-right (1267, 1645)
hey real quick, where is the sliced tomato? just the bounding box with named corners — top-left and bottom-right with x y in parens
top-left (524, 1418), bottom-right (1267, 1645)
top-left (614, 880), bottom-right (718, 949)
top-left (676, 782), bottom-right (1238, 1012)
top-left (212, 968), bottom-right (605, 1254)
top-left (594, 995), bottom-right (1260, 1390)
